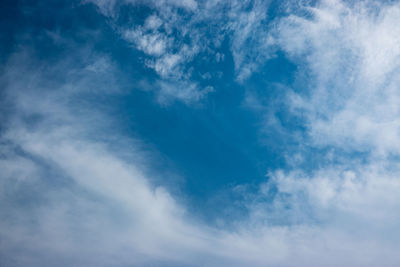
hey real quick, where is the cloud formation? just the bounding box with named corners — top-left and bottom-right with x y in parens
top-left (2, 0), bottom-right (400, 266)
top-left (88, 0), bottom-right (274, 103)
top-left (277, 0), bottom-right (400, 155)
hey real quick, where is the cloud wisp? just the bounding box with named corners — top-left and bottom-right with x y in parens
top-left (88, 0), bottom-right (274, 103)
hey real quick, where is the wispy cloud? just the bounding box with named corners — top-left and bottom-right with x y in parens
top-left (87, 0), bottom-right (276, 103)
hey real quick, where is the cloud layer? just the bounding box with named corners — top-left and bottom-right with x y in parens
top-left (2, 0), bottom-right (400, 266)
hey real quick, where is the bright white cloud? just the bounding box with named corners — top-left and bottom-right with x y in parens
top-left (277, 0), bottom-right (400, 156)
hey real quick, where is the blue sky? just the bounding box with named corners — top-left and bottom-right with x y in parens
top-left (2, 0), bottom-right (400, 266)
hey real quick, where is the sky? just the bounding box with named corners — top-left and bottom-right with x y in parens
top-left (1, 0), bottom-right (400, 266)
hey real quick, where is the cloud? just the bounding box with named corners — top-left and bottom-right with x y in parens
top-left (87, 0), bottom-right (276, 102)
top-left (0, 48), bottom-right (207, 266)
top-left (276, 0), bottom-right (400, 156)
top-left (226, 0), bottom-right (274, 81)
top-left (0, 48), bottom-right (297, 267)
top-left (87, 0), bottom-right (209, 103)
top-left (123, 29), bottom-right (168, 57)
top-left (242, 0), bottom-right (400, 264)
top-left (3, 0), bottom-right (400, 266)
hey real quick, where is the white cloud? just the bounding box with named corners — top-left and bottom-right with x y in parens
top-left (123, 29), bottom-right (168, 57)
top-left (0, 50), bottom-right (208, 266)
top-left (226, 0), bottom-right (274, 81)
top-left (86, 0), bottom-right (206, 102)
top-left (87, 0), bottom-right (276, 102)
top-left (3, 41), bottom-right (400, 267)
top-left (157, 81), bottom-right (214, 104)
top-left (277, 0), bottom-right (400, 156)
top-left (144, 15), bottom-right (162, 30)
